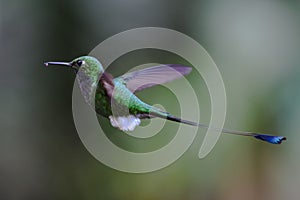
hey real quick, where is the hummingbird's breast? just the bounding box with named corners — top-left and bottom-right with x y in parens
top-left (95, 82), bottom-right (113, 117)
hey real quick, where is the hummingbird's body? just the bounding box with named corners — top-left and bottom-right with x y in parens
top-left (45, 56), bottom-right (286, 144)
top-left (95, 73), bottom-right (155, 130)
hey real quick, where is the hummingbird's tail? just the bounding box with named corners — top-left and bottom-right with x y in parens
top-left (151, 111), bottom-right (286, 144)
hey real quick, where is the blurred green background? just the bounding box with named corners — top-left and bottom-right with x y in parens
top-left (1, 0), bottom-right (300, 199)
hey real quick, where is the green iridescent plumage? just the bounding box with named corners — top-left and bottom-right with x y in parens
top-left (45, 56), bottom-right (286, 144)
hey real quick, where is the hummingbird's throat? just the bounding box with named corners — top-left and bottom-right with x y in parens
top-left (76, 71), bottom-right (98, 106)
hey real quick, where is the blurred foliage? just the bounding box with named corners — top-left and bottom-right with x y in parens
top-left (1, 0), bottom-right (300, 200)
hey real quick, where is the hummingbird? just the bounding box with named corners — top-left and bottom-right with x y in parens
top-left (45, 56), bottom-right (286, 144)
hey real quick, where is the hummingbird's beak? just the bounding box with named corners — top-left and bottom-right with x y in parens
top-left (44, 61), bottom-right (72, 67)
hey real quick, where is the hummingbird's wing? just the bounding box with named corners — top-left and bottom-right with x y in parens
top-left (115, 64), bottom-right (192, 93)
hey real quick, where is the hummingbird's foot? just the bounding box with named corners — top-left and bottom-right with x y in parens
top-left (109, 115), bottom-right (141, 131)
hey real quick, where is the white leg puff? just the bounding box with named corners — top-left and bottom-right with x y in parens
top-left (109, 115), bottom-right (141, 131)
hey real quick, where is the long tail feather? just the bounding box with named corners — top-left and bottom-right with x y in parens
top-left (161, 114), bottom-right (286, 144)
top-left (254, 134), bottom-right (286, 144)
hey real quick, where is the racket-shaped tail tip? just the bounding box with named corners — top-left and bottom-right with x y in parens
top-left (254, 134), bottom-right (287, 144)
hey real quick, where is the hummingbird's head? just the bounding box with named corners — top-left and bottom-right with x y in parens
top-left (45, 56), bottom-right (104, 105)
top-left (70, 56), bottom-right (104, 76)
top-left (44, 56), bottom-right (104, 75)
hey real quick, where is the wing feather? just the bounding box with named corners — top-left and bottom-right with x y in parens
top-left (115, 64), bottom-right (192, 93)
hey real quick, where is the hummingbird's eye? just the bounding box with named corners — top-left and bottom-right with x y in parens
top-left (76, 60), bottom-right (83, 66)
